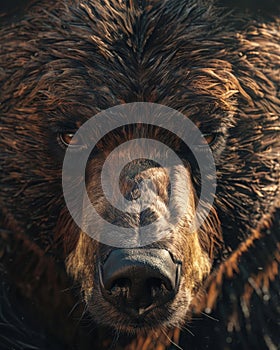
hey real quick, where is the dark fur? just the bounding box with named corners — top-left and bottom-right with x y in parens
top-left (0, 0), bottom-right (279, 349)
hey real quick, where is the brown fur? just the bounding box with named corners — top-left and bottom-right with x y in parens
top-left (0, 0), bottom-right (280, 349)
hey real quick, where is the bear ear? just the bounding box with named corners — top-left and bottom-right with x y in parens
top-left (217, 0), bottom-right (280, 12)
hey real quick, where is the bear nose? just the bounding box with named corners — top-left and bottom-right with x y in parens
top-left (100, 249), bottom-right (181, 317)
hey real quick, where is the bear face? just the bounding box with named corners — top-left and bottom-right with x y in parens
top-left (0, 0), bottom-right (279, 347)
top-left (63, 120), bottom-right (221, 332)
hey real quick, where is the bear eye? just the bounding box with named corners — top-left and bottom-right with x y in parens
top-left (58, 132), bottom-right (83, 148)
top-left (197, 133), bottom-right (220, 149)
top-left (200, 133), bottom-right (217, 147)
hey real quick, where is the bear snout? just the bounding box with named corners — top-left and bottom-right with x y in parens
top-left (99, 248), bottom-right (182, 318)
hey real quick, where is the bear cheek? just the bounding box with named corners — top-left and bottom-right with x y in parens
top-left (180, 231), bottom-right (212, 294)
top-left (65, 231), bottom-right (98, 296)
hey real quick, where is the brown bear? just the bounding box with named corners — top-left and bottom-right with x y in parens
top-left (0, 0), bottom-right (279, 349)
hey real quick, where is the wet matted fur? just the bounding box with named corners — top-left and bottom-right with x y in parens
top-left (0, 0), bottom-right (280, 349)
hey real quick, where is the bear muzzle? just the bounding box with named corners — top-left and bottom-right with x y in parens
top-left (99, 248), bottom-right (182, 318)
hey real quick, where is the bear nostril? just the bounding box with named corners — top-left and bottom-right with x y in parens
top-left (148, 277), bottom-right (169, 298)
top-left (100, 249), bottom-right (181, 316)
top-left (109, 278), bottom-right (131, 297)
